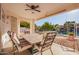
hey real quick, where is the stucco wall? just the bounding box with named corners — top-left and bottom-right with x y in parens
top-left (1, 5), bottom-right (20, 49)
top-left (1, 9), bottom-right (12, 48)
top-left (0, 21), bottom-right (1, 39)
top-left (0, 4), bottom-right (32, 49)
top-left (0, 4), bottom-right (1, 49)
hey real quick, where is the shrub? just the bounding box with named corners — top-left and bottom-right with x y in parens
top-left (68, 32), bottom-right (74, 36)
top-left (20, 21), bottom-right (30, 28)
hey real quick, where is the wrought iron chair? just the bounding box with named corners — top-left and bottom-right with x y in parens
top-left (34, 32), bottom-right (56, 55)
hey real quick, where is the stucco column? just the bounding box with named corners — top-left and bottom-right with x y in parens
top-left (0, 21), bottom-right (2, 50)
top-left (0, 4), bottom-right (2, 49)
top-left (30, 19), bottom-right (35, 34)
top-left (11, 16), bottom-right (20, 35)
top-left (17, 18), bottom-right (20, 36)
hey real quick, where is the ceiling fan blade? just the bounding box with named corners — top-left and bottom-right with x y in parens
top-left (35, 5), bottom-right (39, 8)
top-left (34, 9), bottom-right (40, 12)
top-left (25, 9), bottom-right (32, 10)
top-left (26, 4), bottom-right (31, 8)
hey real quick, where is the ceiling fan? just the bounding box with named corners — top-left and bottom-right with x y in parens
top-left (25, 4), bottom-right (41, 13)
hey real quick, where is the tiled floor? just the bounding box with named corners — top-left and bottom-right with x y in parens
top-left (34, 43), bottom-right (79, 55)
top-left (1, 43), bottom-right (79, 55)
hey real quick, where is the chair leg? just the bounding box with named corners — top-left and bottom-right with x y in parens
top-left (41, 52), bottom-right (42, 55)
top-left (50, 47), bottom-right (53, 55)
top-left (40, 50), bottom-right (42, 55)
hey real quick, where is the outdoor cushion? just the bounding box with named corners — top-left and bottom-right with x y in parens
top-left (13, 33), bottom-right (20, 44)
top-left (2, 32), bottom-right (11, 48)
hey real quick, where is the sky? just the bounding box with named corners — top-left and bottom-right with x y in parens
top-left (35, 9), bottom-right (79, 26)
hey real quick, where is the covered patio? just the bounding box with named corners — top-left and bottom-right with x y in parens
top-left (0, 3), bottom-right (79, 55)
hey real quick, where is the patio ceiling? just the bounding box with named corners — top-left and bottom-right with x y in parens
top-left (2, 3), bottom-right (79, 21)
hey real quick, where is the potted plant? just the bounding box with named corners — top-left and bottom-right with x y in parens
top-left (68, 32), bottom-right (75, 41)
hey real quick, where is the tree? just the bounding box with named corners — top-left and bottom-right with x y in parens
top-left (20, 21), bottom-right (30, 28)
top-left (64, 21), bottom-right (75, 34)
top-left (55, 24), bottom-right (60, 33)
top-left (38, 22), bottom-right (54, 31)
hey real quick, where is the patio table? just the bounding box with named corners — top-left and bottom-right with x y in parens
top-left (22, 33), bottom-right (43, 54)
top-left (23, 33), bottom-right (43, 44)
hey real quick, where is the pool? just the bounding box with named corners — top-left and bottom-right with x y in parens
top-left (59, 31), bottom-right (79, 36)
top-left (77, 32), bottom-right (79, 36)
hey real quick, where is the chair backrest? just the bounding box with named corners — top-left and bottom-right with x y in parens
top-left (8, 31), bottom-right (32, 52)
top-left (7, 31), bottom-right (20, 51)
top-left (12, 32), bottom-right (20, 44)
top-left (41, 32), bottom-right (56, 50)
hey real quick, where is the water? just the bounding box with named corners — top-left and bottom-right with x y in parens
top-left (75, 29), bottom-right (79, 36)
top-left (77, 32), bottom-right (79, 36)
top-left (59, 31), bottom-right (79, 36)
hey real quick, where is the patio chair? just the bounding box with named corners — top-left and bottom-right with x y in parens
top-left (34, 32), bottom-right (56, 55)
top-left (8, 31), bottom-right (32, 54)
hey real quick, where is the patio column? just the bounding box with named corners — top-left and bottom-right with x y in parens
top-left (17, 19), bottom-right (20, 36)
top-left (11, 16), bottom-right (20, 36)
top-left (0, 21), bottom-right (2, 50)
top-left (0, 4), bottom-right (2, 49)
top-left (30, 19), bottom-right (35, 34)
